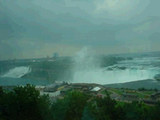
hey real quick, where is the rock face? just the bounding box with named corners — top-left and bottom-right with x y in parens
top-left (154, 74), bottom-right (160, 81)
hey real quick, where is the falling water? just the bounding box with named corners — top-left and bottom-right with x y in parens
top-left (71, 48), bottom-right (160, 84)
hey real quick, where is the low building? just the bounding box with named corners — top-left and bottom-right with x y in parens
top-left (110, 93), bottom-right (121, 101)
top-left (151, 92), bottom-right (160, 100)
top-left (91, 87), bottom-right (101, 92)
top-left (143, 99), bottom-right (157, 105)
top-left (44, 82), bottom-right (67, 92)
top-left (122, 93), bottom-right (138, 102)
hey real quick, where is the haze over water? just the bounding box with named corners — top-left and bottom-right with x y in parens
top-left (71, 48), bottom-right (160, 84)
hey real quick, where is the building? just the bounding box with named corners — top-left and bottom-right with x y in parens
top-left (151, 92), bottom-right (160, 101)
top-left (122, 93), bottom-right (138, 102)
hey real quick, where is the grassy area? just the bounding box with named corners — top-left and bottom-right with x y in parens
top-left (141, 91), bottom-right (155, 95)
top-left (107, 88), bottom-right (156, 99)
top-left (110, 88), bottom-right (123, 95)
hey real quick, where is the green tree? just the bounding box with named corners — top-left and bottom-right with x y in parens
top-left (152, 102), bottom-right (160, 120)
top-left (0, 84), bottom-right (52, 120)
top-left (88, 93), bottom-right (125, 120)
top-left (123, 101), bottom-right (152, 120)
top-left (51, 91), bottom-right (88, 120)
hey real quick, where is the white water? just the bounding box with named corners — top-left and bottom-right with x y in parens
top-left (1, 66), bottom-right (31, 78)
top-left (71, 48), bottom-right (160, 84)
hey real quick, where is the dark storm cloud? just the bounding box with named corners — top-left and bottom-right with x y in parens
top-left (0, 0), bottom-right (160, 59)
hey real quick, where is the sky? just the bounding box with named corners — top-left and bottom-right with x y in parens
top-left (0, 0), bottom-right (160, 60)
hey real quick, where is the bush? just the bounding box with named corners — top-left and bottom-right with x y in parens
top-left (51, 91), bottom-right (88, 120)
top-left (0, 85), bottom-right (160, 120)
top-left (0, 84), bottom-right (52, 120)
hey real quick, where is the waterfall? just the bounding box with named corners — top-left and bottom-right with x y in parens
top-left (71, 48), bottom-right (160, 84)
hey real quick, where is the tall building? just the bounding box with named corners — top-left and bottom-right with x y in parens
top-left (53, 52), bottom-right (59, 59)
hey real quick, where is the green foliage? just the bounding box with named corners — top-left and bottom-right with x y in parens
top-left (51, 97), bottom-right (69, 120)
top-left (88, 94), bottom-right (125, 120)
top-left (51, 91), bottom-right (88, 120)
top-left (122, 102), bottom-right (153, 120)
top-left (152, 102), bottom-right (160, 120)
top-left (0, 86), bottom-right (160, 120)
top-left (81, 107), bottom-right (94, 120)
top-left (0, 84), bottom-right (52, 120)
top-left (65, 91), bottom-right (88, 120)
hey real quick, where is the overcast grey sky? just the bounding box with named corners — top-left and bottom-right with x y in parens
top-left (0, 0), bottom-right (160, 60)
